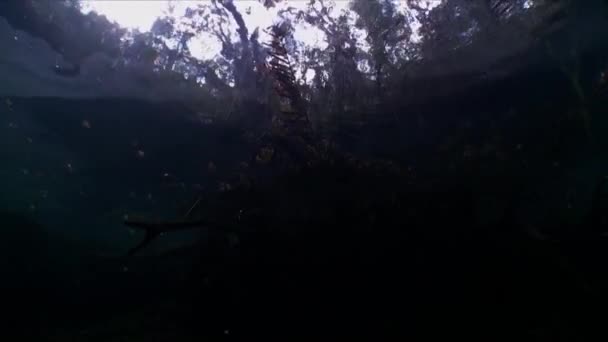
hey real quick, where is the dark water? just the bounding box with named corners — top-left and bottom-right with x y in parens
top-left (1, 78), bottom-right (608, 341)
top-left (2, 8), bottom-right (608, 342)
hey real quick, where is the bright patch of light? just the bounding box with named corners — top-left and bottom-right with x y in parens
top-left (406, 0), bottom-right (443, 12)
top-left (81, 0), bottom-right (352, 61)
top-left (393, 0), bottom-right (444, 43)
top-left (294, 23), bottom-right (328, 50)
top-left (81, 0), bottom-right (167, 31)
top-left (81, 0), bottom-right (444, 64)
top-left (187, 31), bottom-right (222, 60)
top-left (303, 69), bottom-right (316, 83)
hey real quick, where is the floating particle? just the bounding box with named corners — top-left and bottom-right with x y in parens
top-left (463, 145), bottom-right (474, 158)
top-left (40, 190), bottom-right (48, 199)
top-left (218, 182), bottom-right (232, 192)
top-left (196, 113), bottom-right (213, 125)
top-left (243, 131), bottom-right (255, 141)
top-left (122, 266), bottom-right (129, 272)
top-left (147, 193), bottom-right (153, 201)
top-left (255, 146), bottom-right (274, 164)
top-left (227, 233), bottom-right (239, 247)
top-left (208, 161), bottom-right (217, 172)
top-left (66, 162), bottom-right (73, 173)
top-left (26, 137), bottom-right (32, 143)
top-left (8, 122), bottom-right (17, 129)
top-left (21, 168), bottom-right (29, 175)
top-left (136, 150), bottom-right (145, 159)
top-left (600, 71), bottom-right (607, 87)
top-left (13, 35), bottom-right (18, 41)
top-left (81, 120), bottom-right (91, 129)
top-left (29, 204), bottom-right (36, 211)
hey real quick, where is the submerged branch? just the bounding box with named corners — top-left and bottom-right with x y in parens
top-left (123, 216), bottom-right (238, 256)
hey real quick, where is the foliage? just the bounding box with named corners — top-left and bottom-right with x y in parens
top-left (2, 0), bottom-right (606, 129)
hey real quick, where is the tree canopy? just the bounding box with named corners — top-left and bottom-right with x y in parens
top-left (1, 0), bottom-right (606, 130)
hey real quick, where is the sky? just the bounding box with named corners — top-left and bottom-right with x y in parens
top-left (82, 0), bottom-right (349, 60)
top-left (81, 1), bottom-right (444, 60)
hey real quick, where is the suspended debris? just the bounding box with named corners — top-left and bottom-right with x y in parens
top-left (208, 161), bottom-right (217, 173)
top-left (5, 98), bottom-right (13, 111)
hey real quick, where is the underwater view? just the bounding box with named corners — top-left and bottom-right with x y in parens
top-left (1, 0), bottom-right (608, 340)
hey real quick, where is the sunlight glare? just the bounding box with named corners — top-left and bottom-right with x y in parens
top-left (82, 0), bottom-right (168, 31)
top-left (81, 1), bottom-right (444, 61)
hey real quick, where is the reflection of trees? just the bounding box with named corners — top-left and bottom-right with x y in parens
top-left (1, 0), bottom-right (604, 126)
top-left (0, 0), bottom-right (125, 67)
